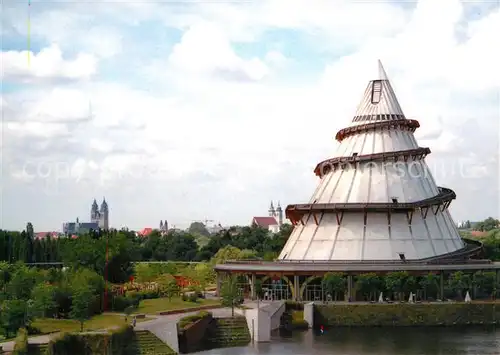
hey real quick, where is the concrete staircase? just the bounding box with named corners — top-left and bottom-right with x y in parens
top-left (135, 330), bottom-right (177, 355)
top-left (208, 317), bottom-right (251, 349)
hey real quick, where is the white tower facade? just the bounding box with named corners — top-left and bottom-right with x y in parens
top-left (279, 61), bottom-right (465, 261)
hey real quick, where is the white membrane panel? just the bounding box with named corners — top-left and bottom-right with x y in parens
top-left (278, 61), bottom-right (464, 261)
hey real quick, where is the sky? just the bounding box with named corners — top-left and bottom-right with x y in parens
top-left (1, 0), bottom-right (499, 232)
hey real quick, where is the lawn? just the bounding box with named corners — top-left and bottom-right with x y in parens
top-left (31, 314), bottom-right (149, 334)
top-left (134, 297), bottom-right (220, 314)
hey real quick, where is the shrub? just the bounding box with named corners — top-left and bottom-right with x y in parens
top-left (112, 295), bottom-right (140, 312)
top-left (138, 289), bottom-right (159, 300)
top-left (13, 328), bottom-right (28, 355)
top-left (178, 311), bottom-right (211, 330)
top-left (285, 301), bottom-right (304, 311)
top-left (188, 293), bottom-right (198, 303)
top-left (45, 326), bottom-right (137, 355)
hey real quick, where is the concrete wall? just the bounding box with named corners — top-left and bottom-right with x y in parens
top-left (267, 302), bottom-right (285, 331)
top-left (304, 302), bottom-right (314, 328)
top-left (235, 301), bottom-right (285, 343)
top-left (146, 322), bottom-right (179, 353)
top-left (178, 315), bottom-right (213, 353)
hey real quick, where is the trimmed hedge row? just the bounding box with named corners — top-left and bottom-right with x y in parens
top-left (45, 325), bottom-right (138, 354)
top-left (315, 302), bottom-right (500, 327)
top-left (158, 304), bottom-right (221, 316)
top-left (178, 311), bottom-right (211, 330)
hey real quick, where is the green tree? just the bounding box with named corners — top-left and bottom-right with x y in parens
top-left (322, 272), bottom-right (346, 301)
top-left (211, 246), bottom-right (244, 265)
top-left (156, 274), bottom-right (180, 301)
top-left (134, 263), bottom-right (159, 283)
top-left (188, 222), bottom-right (210, 237)
top-left (473, 271), bottom-right (498, 299)
top-left (192, 263), bottom-right (216, 295)
top-left (419, 273), bottom-right (439, 300)
top-left (7, 264), bottom-right (40, 300)
top-left (70, 287), bottom-right (93, 331)
top-left (31, 283), bottom-right (57, 318)
top-left (0, 300), bottom-right (29, 338)
top-left (220, 275), bottom-right (243, 317)
top-left (447, 271), bottom-right (472, 300)
top-left (385, 271), bottom-right (409, 301)
top-left (356, 273), bottom-right (381, 301)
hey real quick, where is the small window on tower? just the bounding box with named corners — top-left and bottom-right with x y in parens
top-left (371, 80), bottom-right (382, 104)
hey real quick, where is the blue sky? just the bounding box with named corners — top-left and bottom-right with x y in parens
top-left (1, 0), bottom-right (499, 231)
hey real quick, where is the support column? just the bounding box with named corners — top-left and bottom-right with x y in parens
top-left (439, 272), bottom-right (445, 300)
top-left (346, 275), bottom-right (353, 302)
top-left (294, 275), bottom-right (300, 301)
top-left (216, 272), bottom-right (223, 297)
top-left (251, 273), bottom-right (256, 300)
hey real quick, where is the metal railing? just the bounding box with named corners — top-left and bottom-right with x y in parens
top-left (335, 118), bottom-right (420, 142)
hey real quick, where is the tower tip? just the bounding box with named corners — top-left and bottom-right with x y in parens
top-left (377, 59), bottom-right (389, 80)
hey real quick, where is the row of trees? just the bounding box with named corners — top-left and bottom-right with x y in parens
top-left (0, 224), bottom-right (293, 283)
top-left (1, 243), bottom-right (259, 339)
top-left (321, 270), bottom-right (499, 302)
top-left (0, 262), bottom-right (104, 338)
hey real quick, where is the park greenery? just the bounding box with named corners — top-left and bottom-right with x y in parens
top-left (0, 223), bottom-right (291, 342)
top-left (321, 270), bottom-right (500, 302)
top-left (1, 216), bottom-right (500, 342)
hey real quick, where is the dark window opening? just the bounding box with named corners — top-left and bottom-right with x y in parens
top-left (371, 80), bottom-right (382, 104)
top-left (391, 198), bottom-right (398, 204)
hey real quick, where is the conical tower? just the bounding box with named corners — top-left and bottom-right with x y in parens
top-left (279, 61), bottom-right (465, 261)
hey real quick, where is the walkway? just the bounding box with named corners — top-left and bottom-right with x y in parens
top-left (0, 308), bottom-right (235, 353)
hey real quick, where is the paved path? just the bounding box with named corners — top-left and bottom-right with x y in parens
top-left (1, 308), bottom-right (235, 353)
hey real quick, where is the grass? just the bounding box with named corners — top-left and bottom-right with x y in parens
top-left (134, 296), bottom-right (220, 314)
top-left (31, 314), bottom-right (150, 334)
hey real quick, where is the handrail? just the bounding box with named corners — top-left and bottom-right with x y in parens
top-left (285, 187), bottom-right (455, 221)
top-left (314, 147), bottom-right (431, 177)
top-left (335, 119), bottom-right (420, 142)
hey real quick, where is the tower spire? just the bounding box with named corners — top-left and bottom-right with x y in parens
top-left (352, 60), bottom-right (405, 124)
top-left (377, 59), bottom-right (388, 80)
top-left (278, 61), bottom-right (465, 262)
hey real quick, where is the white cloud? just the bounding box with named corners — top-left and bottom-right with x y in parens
top-left (1, 0), bottom-right (499, 231)
top-left (168, 21), bottom-right (269, 82)
top-left (1, 44), bottom-right (97, 82)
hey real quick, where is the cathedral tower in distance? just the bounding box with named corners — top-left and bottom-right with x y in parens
top-left (91, 198), bottom-right (109, 230)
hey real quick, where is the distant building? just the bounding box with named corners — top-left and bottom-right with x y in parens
top-left (63, 198), bottom-right (109, 235)
top-left (34, 232), bottom-right (60, 240)
top-left (91, 198), bottom-right (109, 230)
top-left (252, 216), bottom-right (280, 233)
top-left (251, 201), bottom-right (284, 233)
top-left (159, 220), bottom-right (169, 235)
top-left (137, 227), bottom-right (154, 237)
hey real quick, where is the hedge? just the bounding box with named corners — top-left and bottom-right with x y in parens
top-left (45, 325), bottom-right (138, 355)
top-left (315, 302), bottom-right (500, 327)
top-left (178, 311), bottom-right (211, 330)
